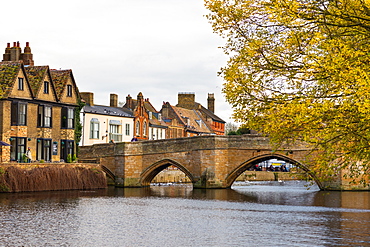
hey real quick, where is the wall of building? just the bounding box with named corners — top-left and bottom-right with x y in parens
top-left (80, 112), bottom-right (134, 146)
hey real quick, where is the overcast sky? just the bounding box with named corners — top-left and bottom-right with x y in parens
top-left (2, 0), bottom-right (234, 123)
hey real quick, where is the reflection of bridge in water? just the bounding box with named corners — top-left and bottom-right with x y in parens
top-left (79, 135), bottom-right (363, 190)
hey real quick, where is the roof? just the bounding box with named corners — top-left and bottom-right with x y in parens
top-left (24, 66), bottom-right (49, 95)
top-left (197, 103), bottom-right (226, 123)
top-left (149, 112), bottom-right (168, 128)
top-left (0, 61), bottom-right (23, 98)
top-left (50, 69), bottom-right (73, 98)
top-left (171, 105), bottom-right (213, 134)
top-left (83, 104), bottom-right (134, 118)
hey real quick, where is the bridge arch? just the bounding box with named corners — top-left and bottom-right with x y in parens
top-left (140, 159), bottom-right (196, 186)
top-left (100, 165), bottom-right (116, 182)
top-left (224, 153), bottom-right (324, 189)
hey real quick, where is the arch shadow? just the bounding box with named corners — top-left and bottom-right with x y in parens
top-left (140, 159), bottom-right (196, 186)
top-left (224, 153), bottom-right (323, 189)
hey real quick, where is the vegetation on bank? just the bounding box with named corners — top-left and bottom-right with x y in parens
top-left (0, 164), bottom-right (106, 192)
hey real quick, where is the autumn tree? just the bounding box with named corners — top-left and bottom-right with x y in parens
top-left (205, 0), bottom-right (370, 184)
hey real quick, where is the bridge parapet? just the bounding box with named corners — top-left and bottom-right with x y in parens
top-left (78, 135), bottom-right (368, 190)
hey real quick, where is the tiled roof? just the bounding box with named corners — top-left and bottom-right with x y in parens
top-left (83, 104), bottom-right (134, 118)
top-left (196, 103), bottom-right (226, 123)
top-left (25, 66), bottom-right (49, 95)
top-left (50, 70), bottom-right (71, 98)
top-left (149, 112), bottom-right (168, 128)
top-left (0, 62), bottom-right (22, 98)
top-left (171, 106), bottom-right (213, 134)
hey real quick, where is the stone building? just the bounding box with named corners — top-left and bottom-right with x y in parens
top-left (160, 92), bottom-right (225, 137)
top-left (0, 42), bottom-right (80, 162)
top-left (80, 92), bottom-right (134, 145)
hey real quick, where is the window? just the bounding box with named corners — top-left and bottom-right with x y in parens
top-left (60, 140), bottom-right (74, 162)
top-left (61, 107), bottom-right (74, 129)
top-left (18, 78), bottom-right (24, 90)
top-left (125, 123), bottom-right (130, 136)
top-left (10, 137), bottom-right (26, 162)
top-left (67, 85), bottom-right (72, 97)
top-left (143, 121), bottom-right (147, 136)
top-left (37, 139), bottom-right (51, 162)
top-left (38, 105), bottom-right (52, 127)
top-left (136, 121), bottom-right (140, 136)
top-left (44, 81), bottom-right (49, 94)
top-left (90, 118), bottom-right (100, 139)
top-left (109, 121), bottom-right (122, 142)
top-left (11, 102), bottom-right (27, 126)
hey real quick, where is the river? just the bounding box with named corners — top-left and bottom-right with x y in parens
top-left (0, 181), bottom-right (369, 246)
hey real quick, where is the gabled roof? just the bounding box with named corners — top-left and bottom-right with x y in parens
top-left (24, 66), bottom-right (49, 94)
top-left (171, 105), bottom-right (213, 134)
top-left (24, 66), bottom-right (58, 101)
top-left (83, 104), bottom-right (134, 118)
top-left (196, 103), bottom-right (226, 123)
top-left (50, 69), bottom-right (78, 99)
top-left (0, 62), bottom-right (27, 98)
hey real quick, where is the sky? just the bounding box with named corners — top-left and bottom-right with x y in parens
top-left (2, 0), bottom-right (234, 123)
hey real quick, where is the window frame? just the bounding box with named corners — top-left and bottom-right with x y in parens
top-left (90, 118), bottom-right (100, 139)
top-left (125, 123), bottom-right (130, 136)
top-left (61, 107), bottom-right (75, 129)
top-left (43, 81), bottom-right (49, 94)
top-left (18, 78), bottom-right (24, 91)
top-left (37, 138), bottom-right (52, 162)
top-left (10, 137), bottom-right (26, 162)
top-left (38, 105), bottom-right (52, 128)
top-left (11, 101), bottom-right (27, 126)
top-left (67, 85), bottom-right (73, 97)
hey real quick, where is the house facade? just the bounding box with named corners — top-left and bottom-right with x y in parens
top-left (0, 42), bottom-right (80, 162)
top-left (160, 92), bottom-right (225, 138)
top-left (123, 92), bottom-right (167, 140)
top-left (80, 92), bottom-right (134, 145)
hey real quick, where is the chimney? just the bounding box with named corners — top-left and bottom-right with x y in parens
top-left (10, 41), bottom-right (21, 62)
top-left (177, 92), bottom-right (195, 110)
top-left (207, 93), bottom-right (215, 113)
top-left (20, 42), bottom-right (34, 66)
top-left (80, 92), bottom-right (94, 106)
top-left (2, 43), bottom-right (11, 61)
top-left (126, 94), bottom-right (132, 109)
top-left (110, 93), bottom-right (118, 107)
top-left (161, 102), bottom-right (170, 118)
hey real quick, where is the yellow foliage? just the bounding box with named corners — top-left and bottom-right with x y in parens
top-left (205, 0), bottom-right (370, 185)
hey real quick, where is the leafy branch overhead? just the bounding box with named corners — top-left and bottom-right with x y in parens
top-left (205, 0), bottom-right (370, 184)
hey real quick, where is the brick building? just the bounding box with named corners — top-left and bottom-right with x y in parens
top-left (0, 42), bottom-right (80, 162)
top-left (123, 92), bottom-right (167, 140)
top-left (160, 92), bottom-right (225, 138)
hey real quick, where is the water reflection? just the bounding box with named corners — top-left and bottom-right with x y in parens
top-left (0, 181), bottom-right (369, 246)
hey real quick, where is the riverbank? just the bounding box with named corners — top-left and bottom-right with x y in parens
top-left (0, 163), bottom-right (107, 192)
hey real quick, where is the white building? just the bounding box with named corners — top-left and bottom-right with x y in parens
top-left (80, 93), bottom-right (134, 146)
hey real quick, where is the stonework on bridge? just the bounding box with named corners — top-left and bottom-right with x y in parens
top-left (79, 135), bottom-right (369, 190)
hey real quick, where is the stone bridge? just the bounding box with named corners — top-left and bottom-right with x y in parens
top-left (78, 135), bottom-right (364, 190)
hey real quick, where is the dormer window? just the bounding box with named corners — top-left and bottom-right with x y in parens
top-left (44, 81), bottom-right (49, 94)
top-left (67, 85), bottom-right (72, 97)
top-left (18, 78), bottom-right (24, 90)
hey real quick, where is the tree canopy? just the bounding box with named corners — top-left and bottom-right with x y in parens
top-left (205, 0), bottom-right (370, 184)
